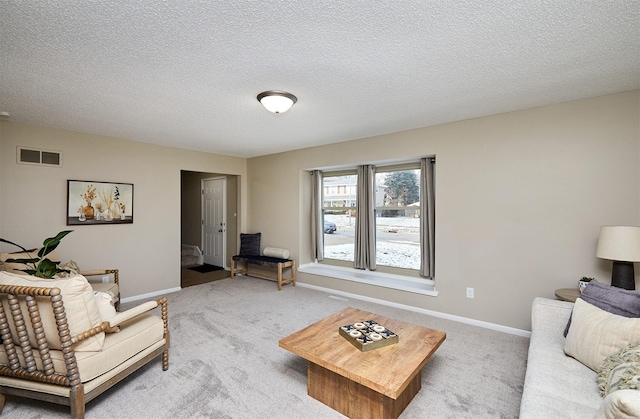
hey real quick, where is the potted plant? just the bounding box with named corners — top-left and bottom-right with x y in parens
top-left (578, 276), bottom-right (595, 293)
top-left (0, 230), bottom-right (73, 278)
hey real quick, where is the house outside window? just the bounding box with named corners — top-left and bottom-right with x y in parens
top-left (374, 166), bottom-right (420, 270)
top-left (322, 173), bottom-right (357, 263)
top-left (321, 163), bottom-right (422, 272)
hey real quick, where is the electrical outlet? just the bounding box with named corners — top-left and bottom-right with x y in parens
top-left (101, 275), bottom-right (109, 283)
top-left (466, 287), bottom-right (474, 298)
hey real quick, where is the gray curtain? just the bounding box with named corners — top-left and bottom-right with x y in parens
top-left (420, 158), bottom-right (435, 277)
top-left (311, 170), bottom-right (324, 262)
top-left (354, 165), bottom-right (376, 270)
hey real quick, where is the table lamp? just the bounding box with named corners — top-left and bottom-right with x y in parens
top-left (596, 226), bottom-right (640, 290)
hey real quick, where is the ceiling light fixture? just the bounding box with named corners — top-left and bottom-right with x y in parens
top-left (257, 91), bottom-right (297, 114)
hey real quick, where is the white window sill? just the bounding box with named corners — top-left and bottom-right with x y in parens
top-left (298, 263), bottom-right (438, 297)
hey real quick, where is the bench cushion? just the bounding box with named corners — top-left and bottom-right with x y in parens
top-left (233, 255), bottom-right (290, 266)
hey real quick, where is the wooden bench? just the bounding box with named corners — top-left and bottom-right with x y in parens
top-left (230, 255), bottom-right (296, 291)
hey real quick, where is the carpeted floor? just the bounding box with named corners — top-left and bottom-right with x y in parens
top-left (3, 277), bottom-right (530, 418)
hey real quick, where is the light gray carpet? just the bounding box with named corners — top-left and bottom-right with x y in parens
top-left (2, 277), bottom-right (529, 418)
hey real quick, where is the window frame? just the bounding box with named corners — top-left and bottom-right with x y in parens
top-left (321, 171), bottom-right (358, 264)
top-left (373, 163), bottom-right (421, 271)
top-left (320, 162), bottom-right (426, 277)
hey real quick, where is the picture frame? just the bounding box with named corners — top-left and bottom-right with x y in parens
top-left (67, 180), bottom-right (134, 225)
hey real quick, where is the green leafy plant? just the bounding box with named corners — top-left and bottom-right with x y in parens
top-left (580, 277), bottom-right (595, 282)
top-left (0, 231), bottom-right (73, 278)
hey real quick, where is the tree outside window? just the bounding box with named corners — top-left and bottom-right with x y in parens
top-left (321, 166), bottom-right (422, 270)
top-left (375, 168), bottom-right (420, 269)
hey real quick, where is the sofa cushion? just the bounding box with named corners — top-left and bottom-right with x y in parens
top-left (582, 282), bottom-right (640, 318)
top-left (564, 282), bottom-right (640, 337)
top-left (239, 232), bottom-right (261, 256)
top-left (594, 389), bottom-right (640, 419)
top-left (0, 271), bottom-right (104, 351)
top-left (597, 341), bottom-right (640, 396)
top-left (564, 298), bottom-right (640, 372)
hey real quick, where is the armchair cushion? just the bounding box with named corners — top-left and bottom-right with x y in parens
top-left (94, 291), bottom-right (116, 320)
top-left (94, 291), bottom-right (120, 333)
top-left (90, 281), bottom-right (119, 304)
top-left (76, 314), bottom-right (164, 382)
top-left (82, 269), bottom-right (120, 310)
top-left (0, 271), bottom-right (104, 351)
top-left (0, 314), bottom-right (164, 383)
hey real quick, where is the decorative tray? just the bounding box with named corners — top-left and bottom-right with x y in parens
top-left (338, 320), bottom-right (399, 352)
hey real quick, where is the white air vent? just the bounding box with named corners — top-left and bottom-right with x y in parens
top-left (17, 147), bottom-right (62, 167)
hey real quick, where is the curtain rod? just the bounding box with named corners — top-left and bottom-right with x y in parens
top-left (310, 157), bottom-right (435, 174)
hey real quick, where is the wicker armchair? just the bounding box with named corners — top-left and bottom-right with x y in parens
top-left (0, 271), bottom-right (169, 418)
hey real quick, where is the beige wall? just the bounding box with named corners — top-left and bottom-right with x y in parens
top-left (247, 90), bottom-right (640, 331)
top-left (0, 122), bottom-right (247, 298)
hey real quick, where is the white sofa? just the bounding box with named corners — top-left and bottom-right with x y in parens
top-left (521, 297), bottom-right (640, 419)
top-left (520, 297), bottom-right (602, 418)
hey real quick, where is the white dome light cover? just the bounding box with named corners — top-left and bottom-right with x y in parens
top-left (257, 91), bottom-right (297, 114)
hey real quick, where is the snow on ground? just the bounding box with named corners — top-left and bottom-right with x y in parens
top-left (325, 214), bottom-right (419, 231)
top-left (325, 242), bottom-right (421, 270)
top-left (324, 214), bottom-right (420, 269)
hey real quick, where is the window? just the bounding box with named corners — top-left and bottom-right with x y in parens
top-left (322, 173), bottom-right (357, 263)
top-left (374, 165), bottom-right (421, 270)
top-left (319, 160), bottom-right (433, 277)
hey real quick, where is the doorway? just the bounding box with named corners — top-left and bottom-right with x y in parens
top-left (180, 170), bottom-right (239, 288)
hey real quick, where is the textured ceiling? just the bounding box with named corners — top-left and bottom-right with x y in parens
top-left (1, 1), bottom-right (638, 158)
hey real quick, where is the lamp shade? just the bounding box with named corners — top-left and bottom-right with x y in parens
top-left (257, 91), bottom-right (297, 114)
top-left (596, 226), bottom-right (640, 262)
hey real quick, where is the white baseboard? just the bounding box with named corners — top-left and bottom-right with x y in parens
top-left (121, 282), bottom-right (531, 337)
top-left (121, 286), bottom-right (182, 304)
top-left (296, 282), bottom-right (531, 338)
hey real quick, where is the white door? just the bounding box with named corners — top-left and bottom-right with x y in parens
top-left (202, 178), bottom-right (226, 267)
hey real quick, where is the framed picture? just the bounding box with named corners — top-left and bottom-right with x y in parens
top-left (67, 180), bottom-right (134, 225)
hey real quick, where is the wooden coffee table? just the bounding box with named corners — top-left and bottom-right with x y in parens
top-left (279, 307), bottom-right (446, 419)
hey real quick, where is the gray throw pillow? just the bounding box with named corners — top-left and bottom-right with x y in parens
top-left (239, 233), bottom-right (261, 256)
top-left (564, 281), bottom-right (640, 337)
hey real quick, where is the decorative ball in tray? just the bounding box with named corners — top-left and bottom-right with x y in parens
top-left (339, 320), bottom-right (399, 352)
